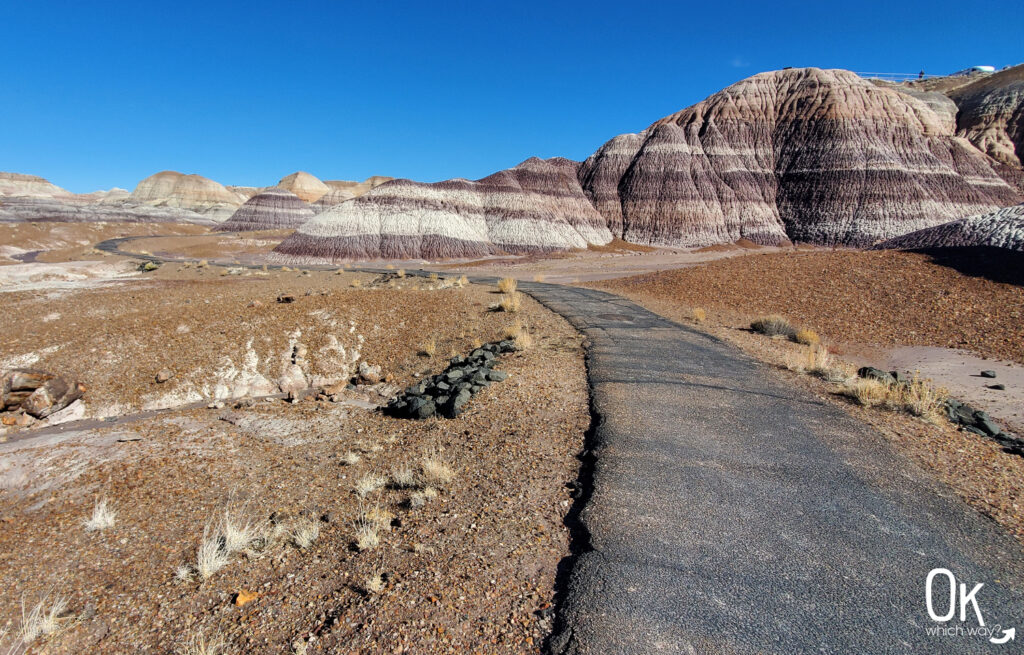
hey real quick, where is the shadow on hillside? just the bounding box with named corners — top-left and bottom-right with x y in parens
top-left (912, 247), bottom-right (1024, 287)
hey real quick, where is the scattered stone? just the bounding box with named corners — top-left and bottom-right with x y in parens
top-left (155, 369), bottom-right (174, 383)
top-left (980, 370), bottom-right (997, 378)
top-left (357, 361), bottom-right (382, 385)
top-left (989, 383), bottom-right (1006, 391)
top-left (248, 300), bottom-right (263, 308)
top-left (208, 401), bottom-right (225, 409)
top-left (234, 590), bottom-right (260, 607)
top-left (277, 294), bottom-right (296, 304)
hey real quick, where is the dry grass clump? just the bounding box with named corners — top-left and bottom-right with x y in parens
top-left (290, 518), bottom-right (320, 549)
top-left (428, 272), bottom-right (439, 282)
top-left (195, 522), bottom-right (231, 580)
top-left (418, 338), bottom-right (437, 358)
top-left (498, 277), bottom-right (518, 294)
top-left (533, 274), bottom-right (545, 282)
top-left (408, 486), bottom-right (439, 509)
top-left (197, 259), bottom-right (209, 268)
top-left (841, 373), bottom-right (945, 422)
top-left (339, 451), bottom-right (361, 466)
top-left (354, 516), bottom-right (381, 551)
top-left (844, 378), bottom-right (890, 408)
top-left (363, 573), bottom-right (385, 594)
top-left (17, 592), bottom-right (70, 646)
top-left (420, 455), bottom-right (454, 485)
top-left (178, 632), bottom-right (226, 655)
top-left (83, 498), bottom-right (116, 532)
top-left (456, 275), bottom-right (469, 287)
top-left (794, 328), bottom-right (820, 346)
top-left (355, 473), bottom-right (386, 498)
top-left (751, 315), bottom-right (796, 338)
top-left (497, 292), bottom-right (522, 313)
top-left (396, 269), bottom-right (406, 278)
top-left (692, 308), bottom-right (706, 323)
top-left (389, 464), bottom-right (417, 489)
top-left (899, 374), bottom-right (947, 421)
top-left (502, 320), bottom-right (534, 350)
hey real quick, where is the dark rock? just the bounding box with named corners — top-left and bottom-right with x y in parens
top-left (891, 371), bottom-right (910, 385)
top-left (409, 396), bottom-right (436, 419)
top-left (486, 370), bottom-right (508, 382)
top-left (857, 367), bottom-right (895, 384)
top-left (277, 294), bottom-right (296, 303)
top-left (978, 416), bottom-right (1002, 437)
top-left (445, 369), bottom-right (465, 382)
top-left (989, 384), bottom-right (1006, 391)
top-left (980, 370), bottom-right (997, 378)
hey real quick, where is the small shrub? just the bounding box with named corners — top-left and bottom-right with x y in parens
top-left (751, 315), bottom-right (796, 338)
top-left (794, 328), bottom-right (820, 346)
top-left (396, 269), bottom-right (406, 278)
top-left (174, 564), bottom-right (194, 583)
top-left (502, 320), bottom-right (533, 349)
top-left (84, 498), bottom-right (116, 532)
top-left (498, 292), bottom-right (522, 313)
top-left (457, 275), bottom-right (469, 287)
top-left (385, 264), bottom-right (395, 270)
top-left (844, 378), bottom-right (889, 408)
top-left (421, 456), bottom-right (454, 485)
top-left (354, 517), bottom-right (380, 551)
top-left (19, 592), bottom-right (69, 645)
top-left (291, 519), bottom-right (320, 549)
top-left (196, 522), bottom-right (230, 580)
top-left (355, 474), bottom-right (386, 498)
top-left (498, 277), bottom-right (518, 294)
top-left (418, 338), bottom-right (437, 358)
top-left (429, 272), bottom-right (439, 281)
top-left (899, 374), bottom-right (946, 422)
top-left (363, 573), bottom-right (385, 594)
top-left (692, 308), bottom-right (706, 323)
top-left (339, 451), bottom-right (361, 466)
top-left (350, 279), bottom-right (362, 288)
top-left (389, 465), bottom-right (416, 489)
top-left (221, 510), bottom-right (260, 554)
top-left (532, 274), bottom-right (545, 282)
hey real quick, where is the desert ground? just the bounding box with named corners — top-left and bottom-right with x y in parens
top-left (2, 222), bottom-right (1023, 653)
top-left (0, 233), bottom-right (589, 653)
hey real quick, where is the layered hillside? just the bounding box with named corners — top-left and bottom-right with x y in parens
top-left (947, 64), bottom-right (1024, 188)
top-left (580, 68), bottom-right (1021, 248)
top-left (876, 204), bottom-right (1024, 252)
top-left (0, 172), bottom-right (72, 198)
top-left (130, 171), bottom-right (245, 220)
top-left (0, 196), bottom-right (215, 224)
top-left (274, 157), bottom-right (612, 261)
top-left (277, 171), bottom-right (330, 203)
top-left (215, 188), bottom-right (315, 231)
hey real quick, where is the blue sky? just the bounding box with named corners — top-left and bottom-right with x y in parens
top-left (3, 0), bottom-right (1022, 193)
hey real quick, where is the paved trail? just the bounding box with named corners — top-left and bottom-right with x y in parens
top-left (523, 282), bottom-right (1024, 655)
top-left (95, 236), bottom-right (1024, 653)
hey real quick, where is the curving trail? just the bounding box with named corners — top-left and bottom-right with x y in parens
top-left (97, 236), bottom-right (1024, 653)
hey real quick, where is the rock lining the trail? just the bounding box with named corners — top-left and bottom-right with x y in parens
top-left (386, 341), bottom-right (515, 419)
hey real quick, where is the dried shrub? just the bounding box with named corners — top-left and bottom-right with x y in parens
top-left (751, 315), bottom-right (796, 338)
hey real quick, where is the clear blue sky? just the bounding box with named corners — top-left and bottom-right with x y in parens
top-left (3, 0), bottom-right (1022, 193)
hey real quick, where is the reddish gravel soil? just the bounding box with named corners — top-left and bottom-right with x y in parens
top-left (0, 269), bottom-right (589, 654)
top-left (595, 249), bottom-right (1024, 364)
